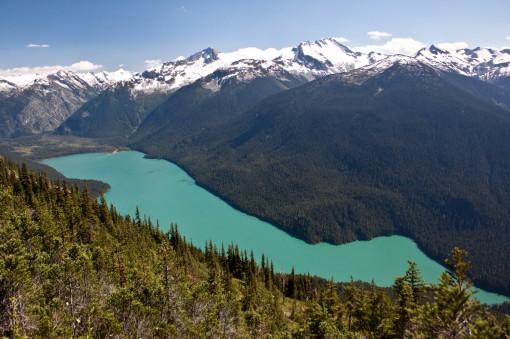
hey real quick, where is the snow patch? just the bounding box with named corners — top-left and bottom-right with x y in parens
top-left (3, 73), bottom-right (41, 87)
top-left (2, 39), bottom-right (510, 97)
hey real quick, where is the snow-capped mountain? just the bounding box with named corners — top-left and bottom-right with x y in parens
top-left (0, 70), bottom-right (98, 137)
top-left (328, 54), bottom-right (510, 114)
top-left (330, 55), bottom-right (422, 85)
top-left (1, 37), bottom-right (510, 138)
top-left (130, 38), bottom-right (386, 93)
top-left (0, 80), bottom-right (18, 98)
top-left (120, 40), bottom-right (509, 95)
top-left (414, 45), bottom-right (510, 83)
top-left (2, 38), bottom-right (510, 97)
top-left (0, 37), bottom-right (387, 137)
top-left (54, 38), bottom-right (385, 141)
top-left (80, 69), bottom-right (136, 91)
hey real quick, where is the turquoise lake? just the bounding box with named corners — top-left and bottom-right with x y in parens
top-left (43, 150), bottom-right (508, 304)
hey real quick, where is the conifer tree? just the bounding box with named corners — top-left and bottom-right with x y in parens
top-left (410, 247), bottom-right (482, 338)
top-left (286, 267), bottom-right (297, 299)
top-left (1, 158), bottom-right (508, 337)
top-left (392, 261), bottom-right (425, 337)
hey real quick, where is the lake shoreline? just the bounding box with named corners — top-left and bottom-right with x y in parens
top-left (138, 148), bottom-right (507, 297)
top-left (42, 150), bottom-right (510, 304)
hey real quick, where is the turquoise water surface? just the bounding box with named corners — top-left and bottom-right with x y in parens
top-left (43, 151), bottom-right (508, 304)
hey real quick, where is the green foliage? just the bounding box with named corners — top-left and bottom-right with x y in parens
top-left (0, 150), bottom-right (110, 197)
top-left (392, 261), bottom-right (426, 337)
top-left (0, 155), bottom-right (507, 337)
top-left (409, 248), bottom-right (483, 338)
top-left (0, 156), bottom-right (297, 337)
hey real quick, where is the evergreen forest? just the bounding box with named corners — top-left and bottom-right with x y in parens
top-left (1, 155), bottom-right (510, 337)
top-left (131, 63), bottom-right (510, 297)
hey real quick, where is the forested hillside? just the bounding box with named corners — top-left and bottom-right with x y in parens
top-left (56, 85), bottom-right (169, 145)
top-left (132, 61), bottom-right (510, 296)
top-left (1, 155), bottom-right (509, 337)
top-left (130, 74), bottom-right (306, 147)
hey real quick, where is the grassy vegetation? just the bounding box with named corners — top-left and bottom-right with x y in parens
top-left (0, 134), bottom-right (120, 160)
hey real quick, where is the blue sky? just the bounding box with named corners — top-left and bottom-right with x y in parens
top-left (1, 0), bottom-right (509, 74)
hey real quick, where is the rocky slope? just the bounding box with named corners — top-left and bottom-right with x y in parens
top-left (2, 38), bottom-right (510, 138)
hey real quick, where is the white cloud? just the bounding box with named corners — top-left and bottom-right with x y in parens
top-left (367, 31), bottom-right (392, 40)
top-left (333, 37), bottom-right (350, 43)
top-left (436, 41), bottom-right (469, 51)
top-left (353, 37), bottom-right (426, 56)
top-left (0, 60), bottom-right (103, 77)
top-left (27, 43), bottom-right (50, 48)
top-left (67, 61), bottom-right (103, 72)
top-left (506, 36), bottom-right (510, 40)
top-left (144, 59), bottom-right (162, 69)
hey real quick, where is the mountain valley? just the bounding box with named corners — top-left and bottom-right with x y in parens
top-left (1, 38), bottom-right (510, 296)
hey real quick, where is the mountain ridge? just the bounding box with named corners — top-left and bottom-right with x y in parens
top-left (131, 60), bottom-right (510, 295)
top-left (2, 38), bottom-right (510, 138)
top-left (2, 38), bottom-right (509, 95)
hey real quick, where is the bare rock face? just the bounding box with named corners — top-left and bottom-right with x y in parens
top-left (0, 71), bottom-right (98, 137)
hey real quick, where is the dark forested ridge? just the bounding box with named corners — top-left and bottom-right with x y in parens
top-left (56, 84), bottom-right (169, 145)
top-left (130, 73), bottom-right (307, 147)
top-left (1, 154), bottom-right (509, 337)
top-left (56, 66), bottom-right (307, 148)
top-left (132, 61), bottom-right (510, 296)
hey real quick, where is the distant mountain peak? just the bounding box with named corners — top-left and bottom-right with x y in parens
top-left (187, 47), bottom-right (220, 64)
top-left (2, 37), bottom-right (510, 111)
top-left (382, 57), bottom-right (439, 78)
top-left (415, 45), bottom-right (450, 58)
top-left (429, 45), bottom-right (449, 55)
